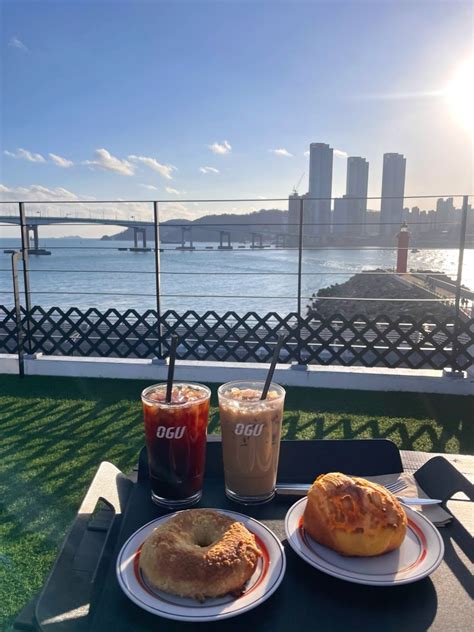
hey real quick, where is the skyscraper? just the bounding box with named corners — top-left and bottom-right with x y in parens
top-left (308, 143), bottom-right (333, 237)
top-left (436, 197), bottom-right (455, 226)
top-left (332, 196), bottom-right (349, 236)
top-left (379, 153), bottom-right (406, 235)
top-left (346, 156), bottom-right (369, 235)
top-left (288, 192), bottom-right (301, 236)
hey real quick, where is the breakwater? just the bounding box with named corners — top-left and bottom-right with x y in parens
top-left (308, 270), bottom-right (457, 320)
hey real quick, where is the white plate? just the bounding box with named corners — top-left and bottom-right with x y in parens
top-left (116, 509), bottom-right (286, 622)
top-left (285, 497), bottom-right (444, 586)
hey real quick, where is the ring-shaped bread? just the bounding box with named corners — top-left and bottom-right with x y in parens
top-left (139, 509), bottom-right (261, 600)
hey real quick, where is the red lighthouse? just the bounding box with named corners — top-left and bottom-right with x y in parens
top-left (396, 222), bottom-right (410, 273)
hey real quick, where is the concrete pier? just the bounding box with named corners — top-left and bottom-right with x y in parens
top-left (176, 226), bottom-right (195, 250)
top-left (27, 225), bottom-right (51, 255)
top-left (250, 232), bottom-right (264, 249)
top-left (218, 230), bottom-right (233, 250)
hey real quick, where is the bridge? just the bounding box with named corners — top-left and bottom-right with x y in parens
top-left (1, 214), bottom-right (157, 250)
top-left (0, 214), bottom-right (281, 250)
top-left (0, 214), bottom-right (153, 228)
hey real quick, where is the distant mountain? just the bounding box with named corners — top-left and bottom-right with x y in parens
top-left (102, 208), bottom-right (288, 243)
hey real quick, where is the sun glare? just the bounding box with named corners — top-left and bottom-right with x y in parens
top-left (445, 57), bottom-right (474, 134)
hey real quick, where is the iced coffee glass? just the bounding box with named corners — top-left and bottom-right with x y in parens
top-left (218, 381), bottom-right (286, 505)
top-left (141, 382), bottom-right (210, 508)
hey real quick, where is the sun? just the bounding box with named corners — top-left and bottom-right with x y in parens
top-left (444, 57), bottom-right (474, 134)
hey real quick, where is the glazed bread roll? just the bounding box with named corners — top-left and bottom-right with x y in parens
top-left (303, 473), bottom-right (407, 557)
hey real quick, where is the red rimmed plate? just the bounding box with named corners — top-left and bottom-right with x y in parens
top-left (285, 498), bottom-right (444, 586)
top-left (116, 509), bottom-right (285, 621)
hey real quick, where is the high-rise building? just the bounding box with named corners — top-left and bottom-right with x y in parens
top-left (379, 153), bottom-right (406, 235)
top-left (332, 196), bottom-right (349, 236)
top-left (410, 206), bottom-right (420, 234)
top-left (308, 143), bottom-right (333, 237)
top-left (288, 192), bottom-right (301, 236)
top-left (436, 197), bottom-right (455, 227)
top-left (345, 156), bottom-right (369, 235)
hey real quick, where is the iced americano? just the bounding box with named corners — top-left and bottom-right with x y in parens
top-left (141, 383), bottom-right (210, 508)
top-left (218, 381), bottom-right (286, 504)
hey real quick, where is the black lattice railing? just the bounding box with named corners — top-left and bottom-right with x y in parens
top-left (1, 305), bottom-right (472, 370)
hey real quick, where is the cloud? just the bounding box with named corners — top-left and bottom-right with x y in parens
top-left (8, 36), bottom-right (28, 51)
top-left (49, 153), bottom-right (74, 168)
top-left (352, 90), bottom-right (442, 101)
top-left (0, 183), bottom-right (154, 219)
top-left (0, 184), bottom-right (90, 201)
top-left (4, 148), bottom-right (46, 163)
top-left (199, 166), bottom-right (220, 174)
top-left (303, 148), bottom-right (348, 158)
top-left (270, 148), bottom-right (293, 157)
top-left (160, 202), bottom-right (194, 220)
top-left (165, 187), bottom-right (181, 195)
top-left (84, 148), bottom-right (135, 176)
top-left (128, 154), bottom-right (175, 179)
top-left (140, 184), bottom-right (158, 190)
top-left (209, 140), bottom-right (232, 154)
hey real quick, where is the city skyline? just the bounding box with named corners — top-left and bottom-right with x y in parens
top-left (291, 144), bottom-right (402, 237)
top-left (1, 0), bottom-right (472, 238)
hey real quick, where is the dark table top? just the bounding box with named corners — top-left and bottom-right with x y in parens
top-left (16, 440), bottom-right (474, 632)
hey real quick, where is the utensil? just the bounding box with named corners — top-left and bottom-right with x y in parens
top-left (116, 509), bottom-right (286, 622)
top-left (285, 497), bottom-right (444, 586)
top-left (397, 496), bottom-right (442, 506)
top-left (275, 478), bottom-right (407, 497)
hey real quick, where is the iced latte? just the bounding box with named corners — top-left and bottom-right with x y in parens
top-left (218, 381), bottom-right (285, 504)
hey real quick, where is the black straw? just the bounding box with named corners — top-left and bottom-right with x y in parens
top-left (165, 335), bottom-right (178, 403)
top-left (261, 334), bottom-right (285, 400)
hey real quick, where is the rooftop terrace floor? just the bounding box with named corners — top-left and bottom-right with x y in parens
top-left (1, 375), bottom-right (473, 630)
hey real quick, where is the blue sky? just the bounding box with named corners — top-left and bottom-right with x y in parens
top-left (1, 0), bottom-right (473, 230)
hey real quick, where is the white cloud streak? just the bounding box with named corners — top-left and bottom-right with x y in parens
top-left (4, 148), bottom-right (46, 163)
top-left (8, 36), bottom-right (28, 51)
top-left (352, 90), bottom-right (442, 101)
top-left (165, 187), bottom-right (181, 195)
top-left (140, 184), bottom-right (159, 190)
top-left (303, 148), bottom-right (348, 158)
top-left (84, 148), bottom-right (135, 176)
top-left (270, 148), bottom-right (293, 157)
top-left (49, 153), bottom-right (74, 168)
top-left (128, 155), bottom-right (175, 179)
top-left (0, 183), bottom-right (153, 219)
top-left (160, 202), bottom-right (194, 220)
top-left (199, 166), bottom-right (220, 174)
top-left (209, 140), bottom-right (232, 154)
top-left (0, 184), bottom-right (95, 215)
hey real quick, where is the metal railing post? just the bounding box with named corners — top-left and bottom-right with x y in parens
top-left (18, 202), bottom-right (32, 354)
top-left (11, 251), bottom-right (25, 376)
top-left (153, 201), bottom-right (163, 359)
top-left (297, 198), bottom-right (305, 364)
top-left (451, 195), bottom-right (468, 373)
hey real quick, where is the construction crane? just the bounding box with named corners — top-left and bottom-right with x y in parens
top-left (292, 172), bottom-right (305, 195)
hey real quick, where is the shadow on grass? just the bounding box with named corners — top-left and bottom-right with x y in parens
top-left (0, 373), bottom-right (472, 629)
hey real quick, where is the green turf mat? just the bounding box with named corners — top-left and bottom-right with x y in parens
top-left (0, 374), bottom-right (472, 630)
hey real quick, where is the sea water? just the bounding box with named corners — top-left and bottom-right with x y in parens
top-left (0, 238), bottom-right (472, 315)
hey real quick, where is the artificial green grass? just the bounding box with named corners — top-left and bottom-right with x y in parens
top-left (0, 374), bottom-right (472, 630)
